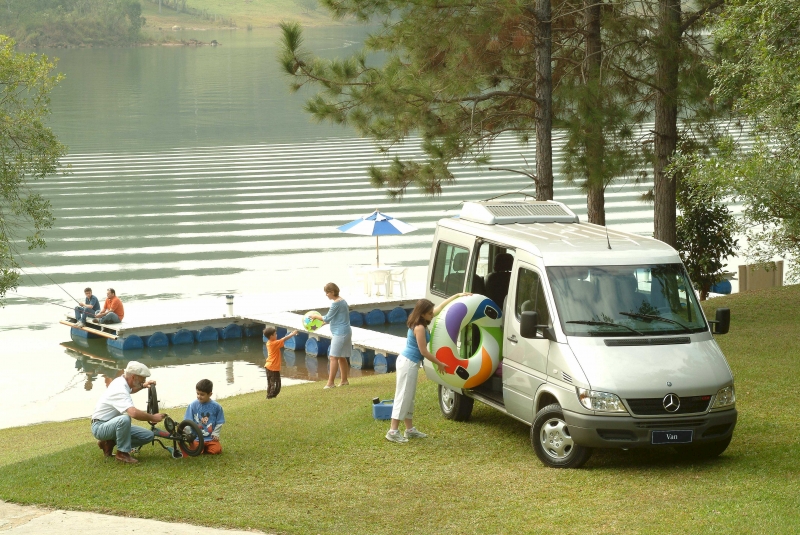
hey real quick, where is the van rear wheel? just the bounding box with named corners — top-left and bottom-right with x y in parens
top-left (531, 404), bottom-right (592, 468)
top-left (438, 385), bottom-right (474, 421)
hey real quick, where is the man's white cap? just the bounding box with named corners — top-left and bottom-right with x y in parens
top-left (124, 361), bottom-right (151, 378)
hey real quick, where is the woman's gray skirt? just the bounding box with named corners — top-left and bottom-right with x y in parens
top-left (329, 330), bottom-right (352, 359)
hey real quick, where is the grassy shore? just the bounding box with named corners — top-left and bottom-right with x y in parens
top-left (1, 285), bottom-right (799, 534)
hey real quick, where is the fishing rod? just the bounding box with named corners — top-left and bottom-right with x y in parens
top-left (16, 257), bottom-right (84, 306)
top-left (8, 291), bottom-right (75, 310)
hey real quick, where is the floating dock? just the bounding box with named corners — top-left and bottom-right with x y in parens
top-left (62, 295), bottom-right (420, 371)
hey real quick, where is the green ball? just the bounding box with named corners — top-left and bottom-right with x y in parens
top-left (303, 311), bottom-right (324, 332)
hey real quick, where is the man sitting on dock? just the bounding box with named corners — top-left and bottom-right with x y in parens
top-left (74, 287), bottom-right (100, 327)
top-left (94, 288), bottom-right (125, 325)
top-left (91, 361), bottom-right (165, 464)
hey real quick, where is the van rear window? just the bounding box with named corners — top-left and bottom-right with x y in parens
top-left (431, 242), bottom-right (469, 297)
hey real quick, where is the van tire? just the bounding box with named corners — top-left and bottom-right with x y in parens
top-left (531, 404), bottom-right (592, 468)
top-left (438, 385), bottom-right (474, 421)
top-left (675, 435), bottom-right (732, 460)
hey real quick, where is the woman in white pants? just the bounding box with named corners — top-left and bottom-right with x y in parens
top-left (386, 293), bottom-right (470, 443)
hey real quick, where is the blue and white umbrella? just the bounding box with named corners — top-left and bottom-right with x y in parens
top-left (337, 209), bottom-right (417, 266)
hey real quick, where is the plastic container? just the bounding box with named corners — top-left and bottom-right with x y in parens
top-left (305, 336), bottom-right (331, 357)
top-left (365, 309), bottom-right (387, 326)
top-left (349, 311), bottom-right (365, 327)
top-left (387, 307), bottom-right (408, 324)
top-left (350, 347), bottom-right (375, 370)
top-left (372, 399), bottom-right (394, 420)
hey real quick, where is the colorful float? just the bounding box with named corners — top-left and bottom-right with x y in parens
top-left (429, 294), bottom-right (503, 389)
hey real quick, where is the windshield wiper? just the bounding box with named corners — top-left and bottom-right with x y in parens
top-left (619, 312), bottom-right (691, 333)
top-left (566, 320), bottom-right (644, 336)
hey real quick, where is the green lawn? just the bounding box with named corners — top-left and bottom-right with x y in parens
top-left (1, 285), bottom-right (799, 534)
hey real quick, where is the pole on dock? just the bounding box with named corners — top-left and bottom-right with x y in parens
top-left (226, 295), bottom-right (234, 317)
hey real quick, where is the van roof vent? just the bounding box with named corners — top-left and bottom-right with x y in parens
top-left (459, 201), bottom-right (579, 225)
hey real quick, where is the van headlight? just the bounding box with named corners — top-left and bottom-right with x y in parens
top-left (712, 385), bottom-right (736, 408)
top-left (577, 388), bottom-right (629, 413)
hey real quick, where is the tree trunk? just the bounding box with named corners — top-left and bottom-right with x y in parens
top-left (653, 0), bottom-right (681, 246)
top-left (584, 0), bottom-right (605, 225)
top-left (534, 0), bottom-right (554, 201)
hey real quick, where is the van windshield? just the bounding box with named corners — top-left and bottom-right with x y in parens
top-left (546, 264), bottom-right (707, 337)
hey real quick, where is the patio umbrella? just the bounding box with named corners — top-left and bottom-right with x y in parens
top-left (337, 209), bottom-right (417, 266)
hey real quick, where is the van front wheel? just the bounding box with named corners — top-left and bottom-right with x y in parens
top-left (531, 404), bottom-right (592, 468)
top-left (438, 385), bottom-right (474, 421)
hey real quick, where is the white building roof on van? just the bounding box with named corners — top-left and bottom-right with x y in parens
top-left (446, 201), bottom-right (680, 266)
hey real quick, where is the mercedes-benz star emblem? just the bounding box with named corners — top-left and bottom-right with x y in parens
top-left (663, 393), bottom-right (681, 413)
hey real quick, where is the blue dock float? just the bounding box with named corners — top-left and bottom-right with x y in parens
top-left (305, 336), bottom-right (330, 357)
top-left (60, 314), bottom-right (266, 354)
top-left (350, 347), bottom-right (375, 370)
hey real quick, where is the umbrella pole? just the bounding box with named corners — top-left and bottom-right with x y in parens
top-left (376, 235), bottom-right (380, 267)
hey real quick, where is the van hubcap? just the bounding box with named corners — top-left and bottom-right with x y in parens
top-left (440, 388), bottom-right (455, 413)
top-left (539, 418), bottom-right (574, 459)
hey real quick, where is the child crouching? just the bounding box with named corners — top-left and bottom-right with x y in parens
top-left (184, 379), bottom-right (225, 454)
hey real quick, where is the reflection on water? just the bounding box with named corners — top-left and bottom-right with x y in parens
top-left (64, 332), bottom-right (375, 391)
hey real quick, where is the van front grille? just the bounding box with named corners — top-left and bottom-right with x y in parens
top-left (635, 419), bottom-right (706, 429)
top-left (626, 396), bottom-right (711, 415)
top-left (597, 429), bottom-right (637, 441)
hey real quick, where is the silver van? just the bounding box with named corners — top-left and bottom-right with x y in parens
top-left (423, 200), bottom-right (736, 468)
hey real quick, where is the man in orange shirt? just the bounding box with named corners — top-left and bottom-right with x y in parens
top-left (96, 288), bottom-right (125, 325)
top-left (263, 327), bottom-right (298, 399)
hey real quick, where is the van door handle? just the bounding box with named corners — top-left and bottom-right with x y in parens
top-left (507, 335), bottom-right (518, 343)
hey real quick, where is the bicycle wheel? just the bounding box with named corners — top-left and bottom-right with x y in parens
top-left (176, 419), bottom-right (205, 457)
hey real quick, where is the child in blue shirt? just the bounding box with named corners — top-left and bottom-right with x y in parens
top-left (184, 379), bottom-right (225, 455)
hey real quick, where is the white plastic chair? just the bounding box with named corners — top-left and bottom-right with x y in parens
top-left (389, 268), bottom-right (407, 297)
top-left (370, 269), bottom-right (391, 297)
top-left (349, 266), bottom-right (370, 296)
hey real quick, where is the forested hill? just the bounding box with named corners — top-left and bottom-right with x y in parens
top-left (0, 0), bottom-right (146, 47)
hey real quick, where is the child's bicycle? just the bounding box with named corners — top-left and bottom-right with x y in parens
top-left (146, 384), bottom-right (205, 458)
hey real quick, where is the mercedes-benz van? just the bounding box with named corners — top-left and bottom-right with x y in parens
top-left (422, 201), bottom-right (736, 468)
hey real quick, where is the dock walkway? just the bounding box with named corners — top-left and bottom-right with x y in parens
top-left (62, 293), bottom-right (421, 367)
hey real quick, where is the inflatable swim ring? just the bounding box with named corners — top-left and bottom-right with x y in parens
top-left (428, 294), bottom-right (503, 389)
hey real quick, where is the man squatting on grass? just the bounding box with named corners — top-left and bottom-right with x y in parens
top-left (91, 361), bottom-right (165, 464)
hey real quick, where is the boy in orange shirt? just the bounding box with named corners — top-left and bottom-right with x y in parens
top-left (263, 327), bottom-right (297, 399)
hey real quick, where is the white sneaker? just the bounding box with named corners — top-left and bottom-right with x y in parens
top-left (75, 321), bottom-right (84, 327)
top-left (385, 430), bottom-right (408, 443)
top-left (405, 428), bottom-right (428, 439)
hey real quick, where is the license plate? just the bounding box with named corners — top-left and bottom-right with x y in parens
top-left (651, 430), bottom-right (693, 445)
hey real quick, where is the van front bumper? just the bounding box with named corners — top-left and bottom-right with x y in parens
top-left (563, 408), bottom-right (737, 449)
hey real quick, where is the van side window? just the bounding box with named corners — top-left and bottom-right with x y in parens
top-left (515, 268), bottom-right (551, 326)
top-left (431, 242), bottom-right (470, 297)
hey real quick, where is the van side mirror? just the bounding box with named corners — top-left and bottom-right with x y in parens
top-left (709, 308), bottom-right (730, 335)
top-left (520, 311), bottom-right (555, 341)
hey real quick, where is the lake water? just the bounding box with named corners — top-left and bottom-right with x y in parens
top-left (2, 27), bottom-right (671, 429)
